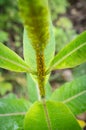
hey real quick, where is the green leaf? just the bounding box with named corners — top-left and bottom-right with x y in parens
top-left (27, 74), bottom-right (38, 102)
top-left (49, 31), bottom-right (86, 70)
top-left (0, 43), bottom-right (31, 72)
top-left (51, 75), bottom-right (86, 115)
top-left (27, 74), bottom-right (52, 102)
top-left (24, 101), bottom-right (81, 130)
top-left (45, 82), bottom-right (52, 100)
top-left (0, 98), bottom-right (31, 130)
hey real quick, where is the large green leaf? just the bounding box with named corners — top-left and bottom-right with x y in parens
top-left (27, 74), bottom-right (52, 102)
top-left (51, 75), bottom-right (86, 115)
top-left (0, 98), bottom-right (31, 130)
top-left (0, 43), bottom-right (30, 72)
top-left (24, 101), bottom-right (81, 130)
top-left (49, 31), bottom-right (86, 70)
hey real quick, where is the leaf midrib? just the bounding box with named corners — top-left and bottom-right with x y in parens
top-left (0, 112), bottom-right (26, 117)
top-left (63, 90), bottom-right (86, 103)
top-left (42, 99), bottom-right (52, 130)
top-left (52, 42), bottom-right (86, 69)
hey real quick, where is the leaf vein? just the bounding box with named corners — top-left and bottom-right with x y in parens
top-left (63, 90), bottom-right (86, 103)
top-left (0, 112), bottom-right (26, 117)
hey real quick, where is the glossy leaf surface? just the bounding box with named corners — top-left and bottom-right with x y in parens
top-left (24, 101), bottom-right (81, 130)
top-left (50, 31), bottom-right (86, 70)
top-left (0, 43), bottom-right (30, 72)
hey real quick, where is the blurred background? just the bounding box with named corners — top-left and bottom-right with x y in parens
top-left (0, 0), bottom-right (86, 128)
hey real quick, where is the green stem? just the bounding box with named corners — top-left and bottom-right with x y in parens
top-left (36, 51), bottom-right (45, 98)
top-left (36, 47), bottom-right (52, 129)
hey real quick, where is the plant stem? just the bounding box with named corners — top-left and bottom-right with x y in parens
top-left (36, 51), bottom-right (45, 98)
top-left (42, 98), bottom-right (52, 130)
top-left (36, 47), bottom-right (52, 129)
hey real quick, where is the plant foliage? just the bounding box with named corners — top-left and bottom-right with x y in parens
top-left (0, 0), bottom-right (86, 130)
top-left (51, 75), bottom-right (86, 115)
top-left (0, 98), bottom-right (31, 130)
